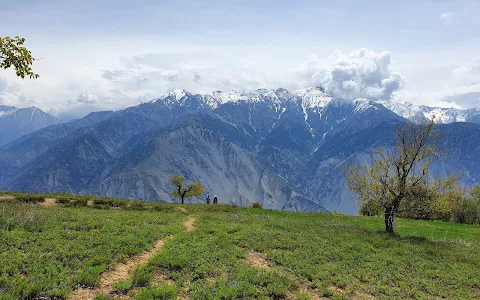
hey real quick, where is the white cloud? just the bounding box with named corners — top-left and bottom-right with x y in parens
top-left (439, 9), bottom-right (478, 25)
top-left (0, 76), bottom-right (42, 107)
top-left (69, 91), bottom-right (99, 104)
top-left (440, 12), bottom-right (457, 24)
top-left (452, 57), bottom-right (480, 83)
top-left (98, 48), bottom-right (405, 106)
top-left (298, 48), bottom-right (405, 101)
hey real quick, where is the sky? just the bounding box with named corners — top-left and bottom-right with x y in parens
top-left (1, 0), bottom-right (479, 117)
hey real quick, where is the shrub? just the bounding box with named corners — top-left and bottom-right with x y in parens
top-left (15, 194), bottom-right (45, 204)
top-left (0, 203), bottom-right (47, 231)
top-left (135, 283), bottom-right (178, 300)
top-left (112, 279), bottom-right (132, 293)
top-left (452, 196), bottom-right (480, 224)
top-left (132, 266), bottom-right (154, 287)
top-left (252, 202), bottom-right (262, 209)
top-left (127, 201), bottom-right (147, 210)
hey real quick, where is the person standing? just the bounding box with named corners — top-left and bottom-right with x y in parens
top-left (213, 196), bottom-right (218, 204)
top-left (206, 194), bottom-right (211, 204)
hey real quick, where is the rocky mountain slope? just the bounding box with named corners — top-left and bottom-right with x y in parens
top-left (0, 105), bottom-right (58, 145)
top-left (1, 88), bottom-right (479, 213)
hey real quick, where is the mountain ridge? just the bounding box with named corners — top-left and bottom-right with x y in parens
top-left (1, 87), bottom-right (479, 213)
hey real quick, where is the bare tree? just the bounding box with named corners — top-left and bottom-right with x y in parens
top-left (347, 118), bottom-right (446, 233)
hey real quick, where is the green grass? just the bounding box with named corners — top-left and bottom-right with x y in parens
top-left (1, 193), bottom-right (479, 299)
top-left (0, 198), bottom-right (185, 299)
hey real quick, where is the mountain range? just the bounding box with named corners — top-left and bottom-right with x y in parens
top-left (1, 88), bottom-right (480, 213)
top-left (0, 105), bottom-right (58, 145)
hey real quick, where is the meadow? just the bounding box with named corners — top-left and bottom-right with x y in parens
top-left (1, 191), bottom-right (479, 299)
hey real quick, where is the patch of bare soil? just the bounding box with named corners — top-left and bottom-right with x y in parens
top-left (245, 251), bottom-right (271, 270)
top-left (69, 238), bottom-right (169, 300)
top-left (178, 289), bottom-right (191, 300)
top-left (184, 216), bottom-right (195, 232)
top-left (87, 200), bottom-right (94, 206)
top-left (40, 198), bottom-right (57, 206)
top-left (352, 291), bottom-right (376, 299)
top-left (0, 196), bottom-right (14, 200)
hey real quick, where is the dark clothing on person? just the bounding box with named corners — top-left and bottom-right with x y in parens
top-left (206, 195), bottom-right (211, 204)
top-left (213, 197), bottom-right (218, 204)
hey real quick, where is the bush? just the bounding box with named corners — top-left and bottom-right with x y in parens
top-left (14, 194), bottom-right (45, 204)
top-left (135, 284), bottom-right (178, 300)
top-left (452, 196), bottom-right (480, 224)
top-left (359, 200), bottom-right (382, 216)
top-left (112, 279), bottom-right (132, 293)
top-left (252, 202), bottom-right (262, 209)
top-left (132, 265), bottom-right (154, 287)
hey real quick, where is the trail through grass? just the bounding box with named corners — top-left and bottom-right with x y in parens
top-left (1, 193), bottom-right (480, 299)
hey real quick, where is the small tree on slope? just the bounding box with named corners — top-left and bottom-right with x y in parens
top-left (347, 118), bottom-right (450, 233)
top-left (170, 174), bottom-right (204, 204)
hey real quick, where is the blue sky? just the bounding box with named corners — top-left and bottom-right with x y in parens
top-left (1, 0), bottom-right (479, 116)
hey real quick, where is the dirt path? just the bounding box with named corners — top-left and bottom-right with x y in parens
top-left (175, 206), bottom-right (187, 213)
top-left (69, 237), bottom-right (169, 300)
top-left (184, 216), bottom-right (195, 232)
top-left (68, 215), bottom-right (196, 299)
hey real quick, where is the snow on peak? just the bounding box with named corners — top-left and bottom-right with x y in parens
top-left (173, 89), bottom-right (187, 100)
top-left (353, 98), bottom-right (377, 112)
top-left (293, 87), bottom-right (332, 109)
top-left (383, 101), bottom-right (480, 124)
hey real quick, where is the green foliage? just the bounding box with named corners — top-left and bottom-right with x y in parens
top-left (0, 199), bottom-right (184, 299)
top-left (0, 36), bottom-right (39, 79)
top-left (132, 265), bottom-right (154, 287)
top-left (170, 174), bottom-right (204, 204)
top-left (452, 189), bottom-right (480, 224)
top-left (112, 279), bottom-right (132, 293)
top-left (14, 193), bottom-right (45, 203)
top-left (347, 119), bottom-right (453, 232)
top-left (134, 283), bottom-right (178, 300)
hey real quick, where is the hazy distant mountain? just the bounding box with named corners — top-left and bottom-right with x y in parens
top-left (1, 88), bottom-right (479, 213)
top-left (0, 105), bottom-right (58, 145)
top-left (384, 101), bottom-right (480, 124)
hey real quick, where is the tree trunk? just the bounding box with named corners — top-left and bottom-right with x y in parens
top-left (181, 196), bottom-right (184, 204)
top-left (384, 206), bottom-right (395, 233)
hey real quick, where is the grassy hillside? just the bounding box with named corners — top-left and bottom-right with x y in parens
top-left (1, 192), bottom-right (479, 299)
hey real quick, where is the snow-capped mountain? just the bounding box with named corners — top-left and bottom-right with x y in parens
top-left (0, 105), bottom-right (58, 145)
top-left (1, 87), bottom-right (479, 214)
top-left (384, 101), bottom-right (480, 124)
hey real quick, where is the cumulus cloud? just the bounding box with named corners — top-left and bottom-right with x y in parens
top-left (68, 91), bottom-right (99, 104)
top-left (98, 48), bottom-right (405, 106)
top-left (298, 49), bottom-right (405, 101)
top-left (0, 76), bottom-right (41, 107)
